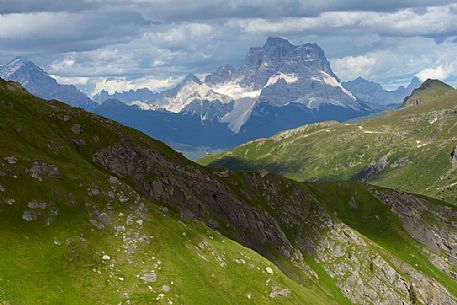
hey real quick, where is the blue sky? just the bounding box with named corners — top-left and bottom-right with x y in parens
top-left (1, 0), bottom-right (457, 94)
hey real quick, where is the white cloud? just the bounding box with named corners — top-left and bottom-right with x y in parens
top-left (233, 4), bottom-right (457, 39)
top-left (51, 75), bottom-right (89, 85)
top-left (2, 1), bottom-right (457, 94)
top-left (50, 57), bottom-right (75, 72)
top-left (332, 55), bottom-right (377, 80)
top-left (144, 23), bottom-right (214, 49)
top-left (416, 65), bottom-right (456, 81)
top-left (93, 77), bottom-right (179, 95)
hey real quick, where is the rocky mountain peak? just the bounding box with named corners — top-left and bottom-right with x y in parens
top-left (239, 37), bottom-right (335, 88)
top-left (343, 77), bottom-right (385, 93)
top-left (182, 73), bottom-right (202, 85)
top-left (1, 56), bottom-right (44, 78)
top-left (263, 36), bottom-right (294, 48)
top-left (406, 76), bottom-right (421, 91)
top-left (204, 64), bottom-right (236, 85)
top-left (1, 56), bottom-right (96, 110)
top-left (402, 79), bottom-right (454, 107)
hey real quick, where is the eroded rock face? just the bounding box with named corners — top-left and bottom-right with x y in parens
top-left (92, 141), bottom-right (301, 262)
top-left (91, 140), bottom-right (457, 305)
top-left (372, 188), bottom-right (457, 270)
top-left (352, 155), bottom-right (389, 181)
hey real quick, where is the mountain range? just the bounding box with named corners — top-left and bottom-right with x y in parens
top-left (0, 57), bottom-right (97, 110)
top-left (1, 38), bottom-right (420, 157)
top-left (1, 77), bottom-right (457, 304)
top-left (342, 76), bottom-right (421, 106)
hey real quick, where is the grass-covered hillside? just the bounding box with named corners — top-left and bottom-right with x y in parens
top-left (201, 79), bottom-right (457, 205)
top-left (0, 80), bottom-right (332, 305)
top-left (1, 78), bottom-right (457, 305)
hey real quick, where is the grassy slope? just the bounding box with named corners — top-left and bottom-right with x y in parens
top-left (0, 81), bottom-right (333, 304)
top-left (2, 80), bottom-right (456, 304)
top-left (200, 81), bottom-right (457, 204)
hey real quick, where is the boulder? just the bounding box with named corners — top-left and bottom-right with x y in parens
top-left (3, 156), bottom-right (17, 164)
top-left (71, 124), bottom-right (81, 135)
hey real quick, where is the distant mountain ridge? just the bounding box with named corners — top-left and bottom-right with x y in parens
top-left (144, 37), bottom-right (361, 129)
top-left (0, 56), bottom-right (97, 110)
top-left (343, 76), bottom-right (421, 106)
top-left (93, 88), bottom-right (157, 104)
top-left (2, 38), bottom-right (421, 156)
top-left (96, 37), bottom-right (380, 154)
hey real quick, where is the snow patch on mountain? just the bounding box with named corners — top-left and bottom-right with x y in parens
top-left (266, 73), bottom-right (299, 86)
top-left (320, 72), bottom-right (356, 100)
top-left (154, 80), bottom-right (232, 113)
top-left (0, 57), bottom-right (28, 78)
top-left (220, 97), bottom-right (258, 133)
top-left (211, 80), bottom-right (261, 99)
top-left (130, 101), bottom-right (158, 110)
top-left (0, 56), bottom-right (96, 110)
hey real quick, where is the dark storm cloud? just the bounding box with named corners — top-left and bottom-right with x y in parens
top-left (0, 9), bottom-right (151, 53)
top-left (1, 0), bottom-right (457, 93)
top-left (0, 0), bottom-right (101, 14)
top-left (1, 0), bottom-right (455, 19)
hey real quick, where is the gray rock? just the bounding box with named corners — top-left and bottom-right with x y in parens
top-left (3, 156), bottom-right (17, 164)
top-left (89, 219), bottom-right (104, 230)
top-left (22, 210), bottom-right (40, 221)
top-left (97, 213), bottom-right (111, 224)
top-left (2, 198), bottom-right (15, 206)
top-left (114, 225), bottom-right (126, 232)
top-left (348, 197), bottom-right (358, 209)
top-left (29, 162), bottom-right (60, 181)
top-left (118, 194), bottom-right (129, 203)
top-left (139, 272), bottom-right (157, 283)
top-left (269, 288), bottom-right (290, 298)
top-left (71, 124), bottom-right (81, 135)
top-left (88, 187), bottom-right (100, 197)
top-left (27, 200), bottom-right (47, 209)
top-left (259, 169), bottom-right (269, 178)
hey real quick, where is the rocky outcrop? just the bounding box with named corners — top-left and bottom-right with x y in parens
top-left (372, 188), bottom-right (457, 277)
top-left (352, 155), bottom-right (389, 181)
top-left (92, 141), bottom-right (302, 263)
top-left (92, 140), bottom-right (457, 305)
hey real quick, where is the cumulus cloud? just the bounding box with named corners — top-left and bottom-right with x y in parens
top-left (51, 75), bottom-right (90, 86)
top-left (332, 55), bottom-right (377, 80)
top-left (416, 65), bottom-right (456, 81)
top-left (93, 76), bottom-right (179, 95)
top-left (1, 1), bottom-right (456, 94)
top-left (234, 5), bottom-right (457, 41)
top-left (0, 9), bottom-right (150, 53)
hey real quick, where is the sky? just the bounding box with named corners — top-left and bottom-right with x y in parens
top-left (1, 0), bottom-right (457, 95)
